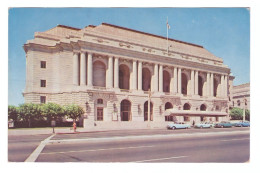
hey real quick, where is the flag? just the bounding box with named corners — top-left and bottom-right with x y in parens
top-left (167, 19), bottom-right (170, 29)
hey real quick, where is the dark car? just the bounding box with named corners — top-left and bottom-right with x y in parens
top-left (215, 121), bottom-right (232, 128)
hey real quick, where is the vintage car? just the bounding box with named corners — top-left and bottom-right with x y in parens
top-left (194, 122), bottom-right (215, 128)
top-left (235, 121), bottom-right (250, 127)
top-left (215, 121), bottom-right (232, 128)
top-left (167, 122), bottom-right (191, 130)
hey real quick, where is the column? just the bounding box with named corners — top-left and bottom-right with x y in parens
top-left (80, 52), bottom-right (86, 86)
top-left (210, 73), bottom-right (214, 96)
top-left (221, 75), bottom-right (224, 97)
top-left (207, 73), bottom-right (210, 96)
top-left (191, 70), bottom-right (194, 95)
top-left (224, 75), bottom-right (228, 97)
top-left (87, 53), bottom-right (93, 86)
top-left (73, 52), bottom-right (79, 85)
top-left (173, 67), bottom-right (177, 94)
top-left (159, 65), bottom-right (163, 92)
top-left (138, 61), bottom-right (142, 90)
top-left (195, 70), bottom-right (198, 95)
top-left (132, 60), bottom-right (137, 90)
top-left (114, 57), bottom-right (119, 88)
top-left (153, 64), bottom-right (158, 92)
top-left (107, 56), bottom-right (113, 88)
top-left (177, 68), bottom-right (182, 94)
top-left (170, 68), bottom-right (174, 93)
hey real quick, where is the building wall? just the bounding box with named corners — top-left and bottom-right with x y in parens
top-left (23, 23), bottom-right (232, 129)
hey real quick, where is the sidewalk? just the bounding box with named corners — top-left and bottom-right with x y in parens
top-left (8, 126), bottom-right (162, 136)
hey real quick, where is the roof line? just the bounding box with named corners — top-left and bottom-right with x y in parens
top-left (101, 23), bottom-right (203, 48)
top-left (57, 24), bottom-right (81, 31)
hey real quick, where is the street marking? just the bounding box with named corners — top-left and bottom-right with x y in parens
top-left (25, 134), bottom-right (55, 162)
top-left (133, 156), bottom-right (188, 163)
top-left (220, 138), bottom-right (250, 142)
top-left (41, 145), bottom-right (154, 155)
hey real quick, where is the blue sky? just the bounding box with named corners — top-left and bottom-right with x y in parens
top-left (8, 8), bottom-right (250, 106)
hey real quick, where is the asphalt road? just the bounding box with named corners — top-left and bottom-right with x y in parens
top-left (8, 134), bottom-right (50, 162)
top-left (8, 127), bottom-right (250, 162)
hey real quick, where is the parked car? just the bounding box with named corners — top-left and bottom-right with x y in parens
top-left (215, 121), bottom-right (232, 128)
top-left (194, 122), bottom-right (215, 128)
top-left (235, 121), bottom-right (250, 127)
top-left (167, 122), bottom-right (191, 130)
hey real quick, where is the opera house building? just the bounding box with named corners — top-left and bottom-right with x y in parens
top-left (23, 23), bottom-right (233, 128)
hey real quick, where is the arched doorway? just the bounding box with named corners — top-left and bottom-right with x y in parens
top-left (120, 100), bottom-right (131, 121)
top-left (182, 73), bottom-right (188, 95)
top-left (165, 102), bottom-right (173, 121)
top-left (163, 70), bottom-right (170, 93)
top-left (144, 101), bottom-right (153, 121)
top-left (142, 68), bottom-right (151, 91)
top-left (93, 61), bottom-right (106, 87)
top-left (200, 104), bottom-right (207, 121)
top-left (119, 64), bottom-right (130, 90)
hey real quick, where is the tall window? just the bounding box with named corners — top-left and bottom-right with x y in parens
top-left (40, 96), bottom-right (46, 104)
top-left (40, 80), bottom-right (46, 87)
top-left (41, 61), bottom-right (46, 68)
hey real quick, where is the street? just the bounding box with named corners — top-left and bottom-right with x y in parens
top-left (8, 127), bottom-right (250, 162)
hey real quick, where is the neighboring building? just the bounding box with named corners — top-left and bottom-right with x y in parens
top-left (23, 23), bottom-right (232, 129)
top-left (231, 83), bottom-right (250, 110)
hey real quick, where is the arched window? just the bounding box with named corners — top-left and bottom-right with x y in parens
top-left (165, 102), bottom-right (173, 110)
top-left (182, 73), bottom-right (188, 95)
top-left (119, 64), bottom-right (130, 90)
top-left (93, 61), bottom-right (106, 87)
top-left (198, 76), bottom-right (203, 96)
top-left (97, 99), bottom-right (103, 104)
top-left (163, 70), bottom-right (170, 93)
top-left (200, 104), bottom-right (206, 111)
top-left (183, 103), bottom-right (191, 110)
top-left (142, 68), bottom-right (151, 91)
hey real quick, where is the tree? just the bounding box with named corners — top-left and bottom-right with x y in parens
top-left (8, 105), bottom-right (19, 126)
top-left (64, 104), bottom-right (84, 121)
top-left (230, 107), bottom-right (243, 120)
top-left (245, 109), bottom-right (250, 121)
top-left (42, 102), bottom-right (64, 122)
top-left (18, 103), bottom-right (43, 127)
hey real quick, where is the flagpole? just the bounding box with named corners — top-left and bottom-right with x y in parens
top-left (167, 17), bottom-right (169, 54)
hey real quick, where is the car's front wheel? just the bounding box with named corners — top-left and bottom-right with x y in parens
top-left (172, 126), bottom-right (176, 130)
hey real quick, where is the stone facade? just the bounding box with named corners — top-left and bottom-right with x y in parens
top-left (231, 83), bottom-right (250, 110)
top-left (23, 23), bottom-right (232, 129)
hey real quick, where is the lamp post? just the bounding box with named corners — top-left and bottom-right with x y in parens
top-left (51, 118), bottom-right (56, 134)
top-left (148, 89), bottom-right (151, 128)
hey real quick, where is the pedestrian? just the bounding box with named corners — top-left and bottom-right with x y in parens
top-left (73, 121), bottom-right (77, 132)
top-left (192, 120), bottom-right (195, 127)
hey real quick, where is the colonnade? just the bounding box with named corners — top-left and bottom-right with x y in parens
top-left (72, 51), bottom-right (228, 97)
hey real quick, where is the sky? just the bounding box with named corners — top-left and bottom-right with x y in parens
top-left (8, 8), bottom-right (250, 106)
